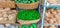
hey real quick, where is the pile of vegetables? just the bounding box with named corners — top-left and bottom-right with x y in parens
top-left (0, 8), bottom-right (17, 21)
top-left (29, 23), bottom-right (37, 28)
top-left (45, 8), bottom-right (60, 25)
top-left (17, 10), bottom-right (40, 20)
top-left (21, 23), bottom-right (37, 28)
top-left (15, 0), bottom-right (38, 4)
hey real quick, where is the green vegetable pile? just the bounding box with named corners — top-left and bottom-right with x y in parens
top-left (17, 10), bottom-right (40, 20)
top-left (15, 0), bottom-right (38, 4)
top-left (22, 25), bottom-right (28, 28)
top-left (29, 23), bottom-right (37, 28)
top-left (21, 23), bottom-right (37, 28)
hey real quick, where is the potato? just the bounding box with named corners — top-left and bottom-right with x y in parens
top-left (48, 19), bottom-right (54, 24)
top-left (45, 17), bottom-right (50, 21)
top-left (4, 18), bottom-right (8, 21)
top-left (8, 14), bottom-right (15, 20)
top-left (46, 13), bottom-right (50, 17)
top-left (44, 26), bottom-right (48, 28)
top-left (0, 8), bottom-right (17, 24)
top-left (4, 8), bottom-right (10, 12)
top-left (0, 17), bottom-right (4, 21)
top-left (55, 15), bottom-right (60, 18)
top-left (57, 13), bottom-right (60, 16)
top-left (49, 25), bottom-right (56, 28)
top-left (45, 9), bottom-right (60, 25)
top-left (44, 21), bottom-right (48, 25)
top-left (52, 11), bottom-right (57, 15)
top-left (0, 13), bottom-right (3, 17)
top-left (2, 11), bottom-right (7, 14)
top-left (11, 10), bottom-right (17, 14)
top-left (0, 10), bottom-right (5, 12)
top-left (3, 14), bottom-right (8, 18)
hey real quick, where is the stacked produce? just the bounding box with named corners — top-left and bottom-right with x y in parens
top-left (17, 10), bottom-right (40, 24)
top-left (45, 8), bottom-right (60, 25)
top-left (15, 0), bottom-right (40, 27)
top-left (21, 23), bottom-right (37, 28)
top-left (0, 8), bottom-right (17, 24)
top-left (15, 0), bottom-right (39, 9)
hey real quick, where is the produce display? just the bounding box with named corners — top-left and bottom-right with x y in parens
top-left (44, 25), bottom-right (56, 28)
top-left (0, 8), bottom-right (17, 24)
top-left (17, 10), bottom-right (40, 24)
top-left (1, 0), bottom-right (60, 28)
top-left (0, 0), bottom-right (41, 28)
top-left (15, 0), bottom-right (39, 9)
top-left (45, 8), bottom-right (60, 25)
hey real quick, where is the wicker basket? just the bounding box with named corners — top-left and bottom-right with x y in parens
top-left (18, 19), bottom-right (40, 24)
top-left (16, 2), bottom-right (39, 9)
